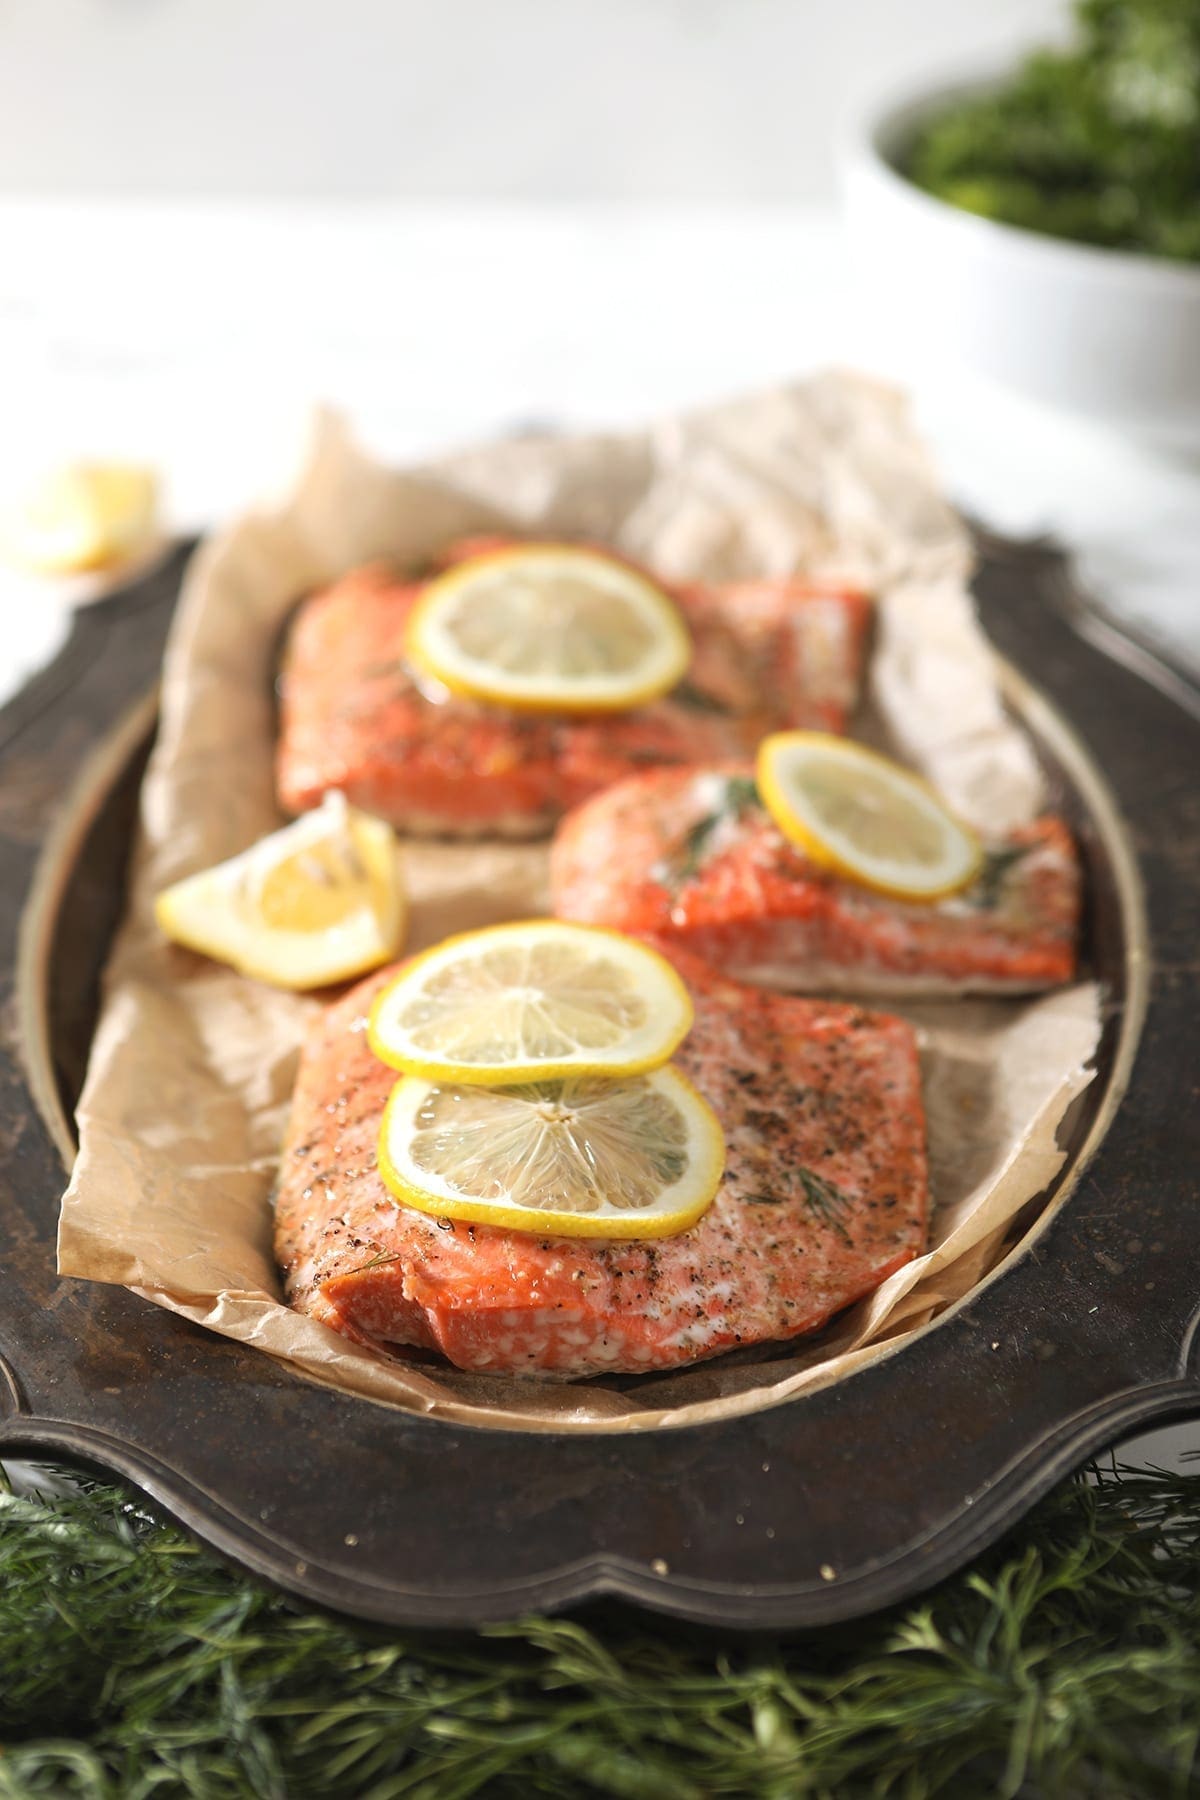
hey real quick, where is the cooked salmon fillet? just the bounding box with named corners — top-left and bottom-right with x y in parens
top-left (275, 551), bottom-right (871, 837)
top-left (551, 764), bottom-right (1080, 995)
top-left (274, 945), bottom-right (928, 1378)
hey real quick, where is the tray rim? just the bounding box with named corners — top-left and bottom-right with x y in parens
top-left (8, 1373), bottom-right (1200, 1630)
top-left (12, 647), bottom-right (1150, 1440)
top-left (2, 530), bottom-right (1198, 1632)
top-left (16, 685), bottom-right (160, 1172)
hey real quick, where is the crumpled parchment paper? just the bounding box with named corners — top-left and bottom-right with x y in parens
top-left (57, 371), bottom-right (1100, 1432)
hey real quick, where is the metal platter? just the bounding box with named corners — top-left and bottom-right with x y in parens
top-left (0, 536), bottom-right (1197, 1629)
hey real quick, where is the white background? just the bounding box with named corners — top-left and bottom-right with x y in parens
top-left (0, 0), bottom-right (1064, 202)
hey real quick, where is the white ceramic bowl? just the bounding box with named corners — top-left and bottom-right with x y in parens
top-left (843, 75), bottom-right (1200, 446)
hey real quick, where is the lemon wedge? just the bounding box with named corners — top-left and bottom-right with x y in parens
top-left (368, 920), bottom-right (693, 1084)
top-left (155, 793), bottom-right (406, 989)
top-left (405, 543), bottom-right (691, 713)
top-left (0, 463), bottom-right (158, 575)
top-left (756, 731), bottom-right (983, 903)
top-left (378, 1064), bottom-right (724, 1238)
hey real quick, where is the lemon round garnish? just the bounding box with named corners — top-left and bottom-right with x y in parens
top-left (368, 919), bottom-right (693, 1085)
top-left (405, 543), bottom-right (691, 713)
top-left (378, 1063), bottom-right (725, 1239)
top-left (155, 793), bottom-right (406, 989)
top-left (0, 463), bottom-right (158, 575)
top-left (756, 731), bottom-right (983, 903)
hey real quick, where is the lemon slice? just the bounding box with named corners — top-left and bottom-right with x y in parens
top-left (378, 1064), bottom-right (725, 1238)
top-left (155, 793), bottom-right (406, 989)
top-left (405, 543), bottom-right (691, 712)
top-left (369, 920), bottom-right (693, 1084)
top-left (0, 463), bottom-right (158, 575)
top-left (756, 731), bottom-right (983, 902)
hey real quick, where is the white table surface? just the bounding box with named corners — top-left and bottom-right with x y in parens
top-left (1, 200), bottom-right (1197, 706)
top-left (1, 199), bottom-right (1195, 1472)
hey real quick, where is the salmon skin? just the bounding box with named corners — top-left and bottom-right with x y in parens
top-left (551, 764), bottom-right (1080, 995)
top-left (275, 550), bottom-right (871, 837)
top-left (274, 944), bottom-right (928, 1379)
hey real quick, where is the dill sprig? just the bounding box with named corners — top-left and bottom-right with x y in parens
top-left (671, 679), bottom-right (733, 716)
top-left (667, 775), bottom-right (761, 890)
top-left (2, 1458), bottom-right (1200, 1797)
top-left (796, 1165), bottom-right (853, 1239)
top-left (746, 1166), bottom-right (854, 1241)
top-left (969, 843), bottom-right (1032, 912)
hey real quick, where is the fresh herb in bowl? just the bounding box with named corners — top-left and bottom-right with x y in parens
top-left (904, 0), bottom-right (1200, 263)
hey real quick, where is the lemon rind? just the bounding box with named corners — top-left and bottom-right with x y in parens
top-left (377, 1064), bottom-right (725, 1240)
top-left (367, 918), bottom-right (694, 1083)
top-left (756, 730), bottom-right (984, 905)
top-left (154, 802), bottom-right (406, 991)
top-left (155, 891), bottom-right (406, 991)
top-left (0, 465), bottom-right (158, 577)
top-left (405, 543), bottom-right (692, 716)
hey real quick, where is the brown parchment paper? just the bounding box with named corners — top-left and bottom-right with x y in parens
top-left (58, 371), bottom-right (1101, 1433)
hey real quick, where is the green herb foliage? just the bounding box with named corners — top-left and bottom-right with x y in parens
top-left (672, 679), bottom-right (734, 716)
top-left (968, 843), bottom-right (1031, 912)
top-left (669, 775), bottom-right (762, 889)
top-left (906, 0), bottom-right (1200, 263)
top-left (746, 1166), bottom-right (853, 1241)
top-left (3, 1459), bottom-right (1200, 1797)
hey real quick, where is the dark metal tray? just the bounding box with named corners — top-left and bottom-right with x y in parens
top-left (1, 536), bottom-right (1197, 1630)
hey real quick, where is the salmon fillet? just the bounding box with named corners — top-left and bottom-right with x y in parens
top-left (276, 553), bottom-right (871, 837)
top-left (551, 764), bottom-right (1080, 995)
top-left (274, 945), bottom-right (928, 1379)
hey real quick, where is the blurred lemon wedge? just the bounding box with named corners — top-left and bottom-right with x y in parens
top-left (405, 543), bottom-right (691, 712)
top-left (378, 1063), bottom-right (725, 1239)
top-left (155, 793), bottom-right (406, 989)
top-left (0, 463), bottom-right (159, 575)
top-left (756, 731), bottom-right (983, 903)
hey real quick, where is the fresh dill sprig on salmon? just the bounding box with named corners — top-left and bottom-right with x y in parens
top-left (746, 1166), bottom-right (853, 1243)
top-left (553, 763), bottom-right (1080, 995)
top-left (668, 774), bottom-right (761, 888)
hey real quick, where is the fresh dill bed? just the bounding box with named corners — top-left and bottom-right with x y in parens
top-left (904, 0), bottom-right (1200, 264)
top-left (2, 1459), bottom-right (1199, 1798)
